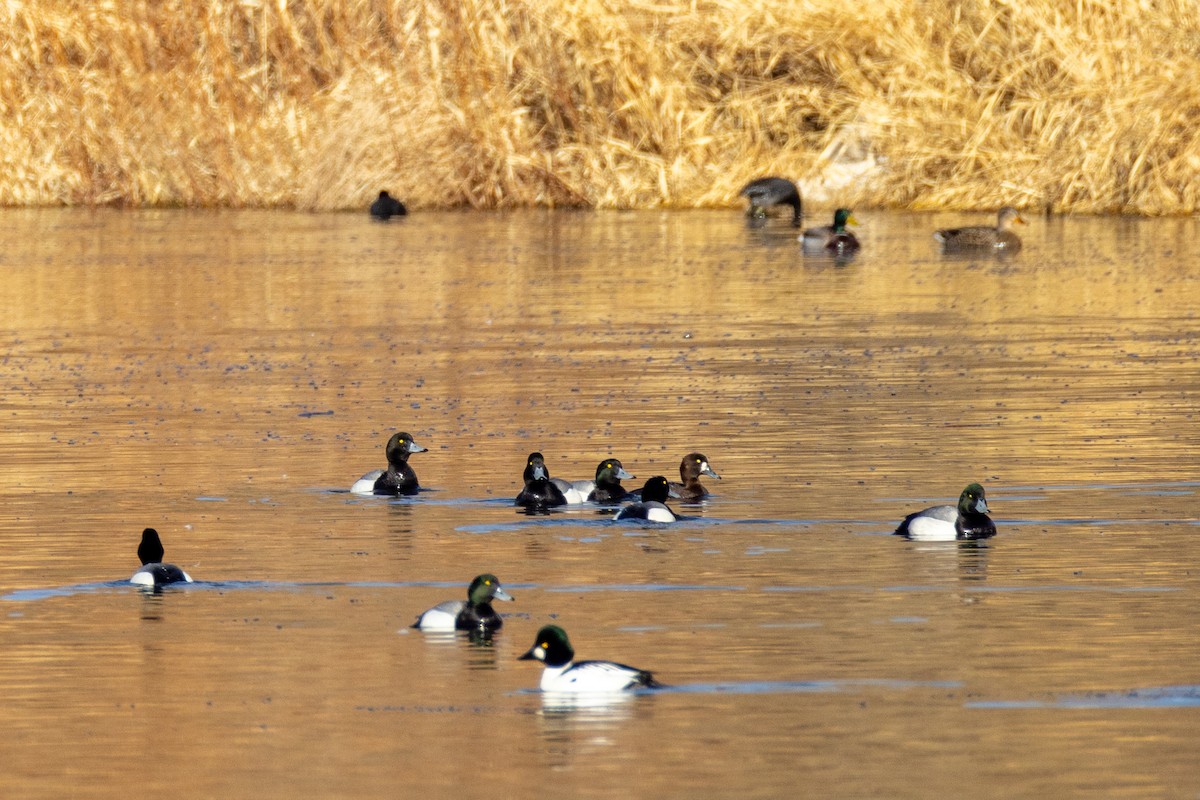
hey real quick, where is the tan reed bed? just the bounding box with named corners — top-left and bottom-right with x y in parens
top-left (0, 0), bottom-right (1198, 214)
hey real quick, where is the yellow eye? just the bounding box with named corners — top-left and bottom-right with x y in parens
top-left (484, 579), bottom-right (492, 585)
top-left (539, 642), bottom-right (547, 649)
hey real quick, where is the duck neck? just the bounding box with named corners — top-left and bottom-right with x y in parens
top-left (789, 198), bottom-right (803, 226)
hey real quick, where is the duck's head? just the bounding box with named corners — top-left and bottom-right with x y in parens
top-left (833, 208), bottom-right (859, 231)
top-left (468, 573), bottom-right (514, 605)
top-left (639, 476), bottom-right (673, 504)
top-left (385, 432), bottom-right (427, 464)
top-left (523, 452), bottom-right (550, 482)
top-left (137, 527), bottom-right (165, 565)
top-left (997, 206), bottom-right (1026, 230)
top-left (680, 453), bottom-right (721, 482)
top-left (520, 624), bottom-right (574, 667)
top-left (594, 458), bottom-right (635, 483)
top-left (957, 483), bottom-right (989, 515)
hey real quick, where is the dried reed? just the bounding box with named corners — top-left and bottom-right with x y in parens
top-left (1, 0), bottom-right (1197, 214)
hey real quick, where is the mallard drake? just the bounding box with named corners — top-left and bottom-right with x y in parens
top-left (802, 208), bottom-right (860, 255)
top-left (934, 207), bottom-right (1025, 250)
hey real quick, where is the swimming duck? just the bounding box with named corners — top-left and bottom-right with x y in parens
top-left (671, 453), bottom-right (721, 502)
top-left (613, 476), bottom-right (678, 522)
top-left (412, 574), bottom-right (515, 633)
top-left (895, 483), bottom-right (996, 541)
top-left (739, 177), bottom-right (803, 226)
top-left (587, 458), bottom-right (636, 504)
top-left (519, 625), bottom-right (660, 692)
top-left (802, 208), bottom-right (860, 256)
top-left (515, 452), bottom-right (568, 510)
top-left (369, 190), bottom-right (407, 220)
top-left (933, 206), bottom-right (1025, 251)
top-left (352, 432), bottom-right (427, 496)
top-left (130, 528), bottom-right (193, 586)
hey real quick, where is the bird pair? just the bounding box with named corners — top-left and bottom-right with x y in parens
top-left (411, 574), bottom-right (659, 692)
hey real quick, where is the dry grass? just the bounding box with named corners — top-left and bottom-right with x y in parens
top-left (1, 0), bottom-right (1198, 214)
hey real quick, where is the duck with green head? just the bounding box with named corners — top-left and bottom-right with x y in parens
top-left (519, 624), bottom-right (660, 692)
top-left (895, 483), bottom-right (996, 541)
top-left (412, 574), bottom-right (515, 633)
top-left (802, 208), bottom-right (860, 256)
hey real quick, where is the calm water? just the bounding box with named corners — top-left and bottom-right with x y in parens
top-left (1, 208), bottom-right (1198, 798)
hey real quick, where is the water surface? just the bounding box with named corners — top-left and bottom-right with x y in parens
top-left (0, 208), bottom-right (1198, 798)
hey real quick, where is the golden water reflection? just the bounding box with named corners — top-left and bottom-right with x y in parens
top-left (0, 209), bottom-right (1198, 797)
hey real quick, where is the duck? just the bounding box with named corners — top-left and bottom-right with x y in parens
top-left (519, 625), bottom-right (660, 692)
top-left (515, 452), bottom-right (568, 510)
top-left (613, 476), bottom-right (678, 522)
top-left (587, 458), bottom-right (636, 504)
top-left (369, 190), bottom-right (407, 220)
top-left (802, 208), bottom-right (860, 256)
top-left (739, 177), bottom-right (803, 226)
top-left (895, 483), bottom-right (996, 541)
top-left (670, 453), bottom-right (721, 502)
top-left (933, 206), bottom-right (1025, 251)
top-left (130, 528), bottom-right (193, 586)
top-left (411, 574), bottom-right (514, 633)
top-left (351, 432), bottom-right (427, 496)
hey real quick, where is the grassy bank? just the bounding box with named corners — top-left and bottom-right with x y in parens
top-left (1, 0), bottom-right (1198, 214)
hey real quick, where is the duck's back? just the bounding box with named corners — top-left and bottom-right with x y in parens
top-left (131, 562), bottom-right (193, 586)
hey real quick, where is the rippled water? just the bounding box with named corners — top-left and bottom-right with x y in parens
top-left (1, 208), bottom-right (1198, 798)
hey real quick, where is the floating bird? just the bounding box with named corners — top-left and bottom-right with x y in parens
top-left (802, 208), bottom-right (861, 256)
top-left (934, 207), bottom-right (1025, 251)
top-left (895, 483), bottom-right (996, 541)
top-left (587, 458), bottom-right (636, 504)
top-left (614, 476), bottom-right (678, 522)
top-left (351, 432), bottom-right (427, 496)
top-left (130, 528), bottom-right (193, 586)
top-left (412, 574), bottom-right (515, 634)
top-left (520, 625), bottom-right (660, 692)
top-left (515, 452), bottom-right (568, 510)
top-left (670, 453), bottom-right (721, 502)
top-left (369, 190), bottom-right (407, 220)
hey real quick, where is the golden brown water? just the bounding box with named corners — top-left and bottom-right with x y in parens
top-left (1, 208), bottom-right (1198, 798)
